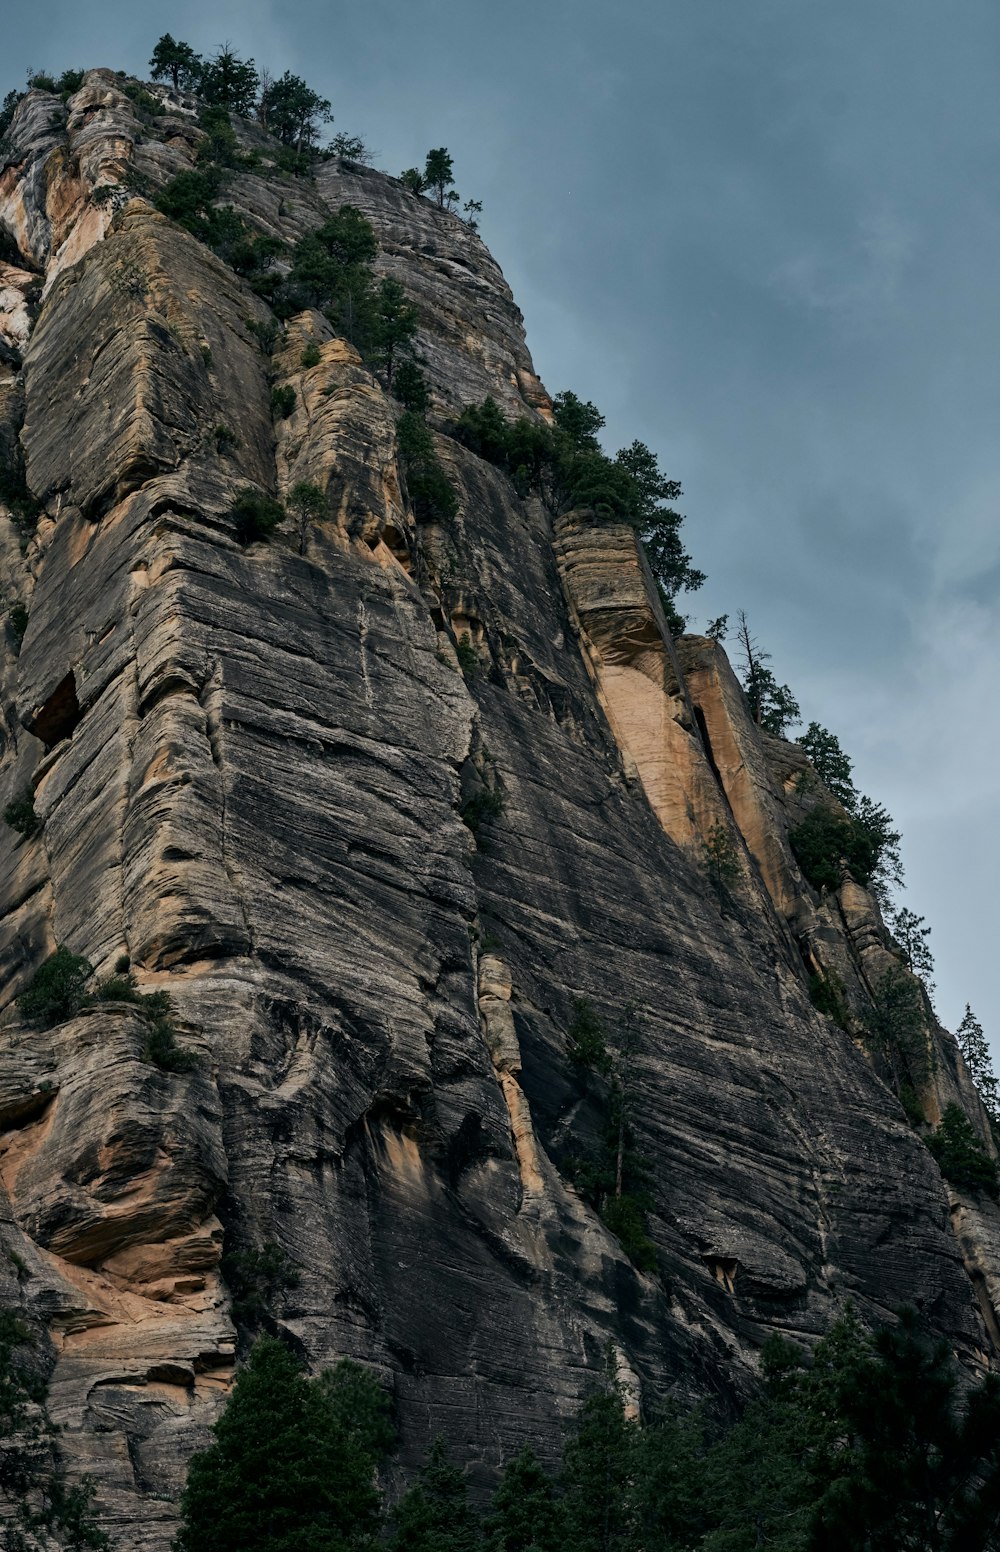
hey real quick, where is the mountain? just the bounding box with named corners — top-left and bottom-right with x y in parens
top-left (0, 66), bottom-right (996, 1549)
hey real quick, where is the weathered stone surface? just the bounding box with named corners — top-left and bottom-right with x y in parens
top-left (0, 69), bottom-right (997, 1552)
top-left (315, 160), bottom-right (551, 418)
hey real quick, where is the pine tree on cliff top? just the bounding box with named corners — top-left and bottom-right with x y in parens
top-left (956, 1003), bottom-right (1000, 1124)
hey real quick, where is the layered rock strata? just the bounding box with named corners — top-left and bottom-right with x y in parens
top-left (0, 71), bottom-right (995, 1548)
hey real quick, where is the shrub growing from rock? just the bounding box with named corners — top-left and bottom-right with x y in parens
top-left (17, 947), bottom-right (93, 1027)
top-left (3, 786), bottom-right (39, 838)
top-left (230, 489), bottom-right (285, 545)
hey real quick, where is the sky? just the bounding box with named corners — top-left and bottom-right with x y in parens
top-left (3, 1), bottom-right (999, 1051)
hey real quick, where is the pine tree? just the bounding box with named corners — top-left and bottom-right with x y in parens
top-left (389, 1436), bottom-right (481, 1552)
top-left (734, 611), bottom-right (800, 736)
top-left (855, 794), bottom-right (904, 906)
top-left (956, 1003), bottom-right (1000, 1124)
top-left (198, 45), bottom-right (260, 116)
top-left (889, 907), bottom-right (935, 992)
top-left (559, 1383), bottom-right (637, 1552)
top-left (177, 1337), bottom-right (391, 1552)
top-left (423, 148), bottom-right (456, 208)
top-left (258, 70), bottom-right (332, 153)
top-left (487, 1446), bottom-right (561, 1552)
top-left (148, 34), bottom-right (202, 92)
top-left (796, 722), bottom-right (857, 809)
top-left (372, 277), bottom-right (419, 387)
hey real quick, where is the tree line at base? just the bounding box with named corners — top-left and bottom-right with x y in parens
top-left (174, 1308), bottom-right (1000, 1552)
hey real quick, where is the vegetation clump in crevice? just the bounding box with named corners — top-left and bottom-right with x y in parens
top-left (230, 488), bottom-right (285, 546)
top-left (0, 1309), bottom-right (108, 1548)
top-left (561, 1001), bottom-right (657, 1272)
top-left (863, 964), bottom-right (933, 1100)
top-left (221, 1242), bottom-right (301, 1331)
top-left (460, 781), bottom-right (504, 844)
top-left (702, 820), bottom-right (741, 897)
top-left (93, 968), bottom-right (198, 1072)
top-left (396, 410), bottom-right (458, 524)
top-left (453, 391), bottom-right (703, 631)
top-left (926, 1104), bottom-right (999, 1198)
top-left (0, 459), bottom-right (44, 544)
top-left (3, 784), bottom-right (40, 839)
top-left (17, 947), bottom-right (93, 1027)
top-left (807, 968), bottom-right (849, 1030)
top-left (18, 948), bottom-right (197, 1069)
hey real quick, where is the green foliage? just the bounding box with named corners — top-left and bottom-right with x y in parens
top-left (89, 972), bottom-right (196, 1072)
top-left (855, 794), bottom-right (904, 905)
top-left (288, 480), bottom-right (327, 553)
top-left (260, 71), bottom-right (332, 154)
top-left (705, 613), bottom-right (729, 641)
top-left (423, 148), bottom-right (456, 209)
top-left (702, 821), bottom-right (740, 892)
top-left (807, 970), bottom-right (849, 1030)
top-left (734, 610), bottom-right (801, 736)
top-left (390, 1436), bottom-right (480, 1552)
top-left (487, 1445), bottom-right (562, 1552)
top-left (177, 1337), bottom-right (391, 1552)
top-left (796, 722), bottom-right (857, 808)
top-left (8, 600), bottom-right (27, 652)
top-left (600, 1191), bottom-right (658, 1272)
top-left (0, 458), bottom-right (44, 541)
top-left (121, 80), bottom-right (164, 118)
top-left (927, 1104), bottom-right (999, 1197)
top-left (566, 997), bottom-right (612, 1075)
top-left (300, 340), bottom-right (322, 368)
top-left (27, 72), bottom-right (58, 92)
top-left (4, 785), bottom-right (39, 839)
top-left (400, 167), bottom-right (427, 195)
top-left (460, 785), bottom-right (504, 840)
top-left (195, 103), bottom-right (244, 168)
top-left (898, 1082), bottom-right (927, 1126)
top-left (247, 317), bottom-right (283, 354)
top-left (172, 1293), bottom-right (1000, 1552)
top-left (329, 132), bottom-right (372, 164)
top-left (864, 964), bottom-right (931, 1094)
top-left (213, 422), bottom-right (238, 453)
top-left (144, 1011), bottom-right (198, 1073)
top-left (562, 1008), bottom-right (657, 1272)
top-left (789, 804), bottom-right (876, 893)
top-left (454, 633), bottom-right (480, 677)
top-left (397, 411), bottom-right (458, 523)
top-left (0, 1309), bottom-right (108, 1548)
top-left (0, 89), bottom-right (22, 140)
top-left (372, 277), bottom-right (419, 387)
top-left (889, 906), bottom-right (934, 989)
top-left (559, 1384), bottom-right (637, 1552)
top-left (221, 1242), bottom-right (300, 1329)
top-left (275, 204), bottom-right (379, 346)
top-left (956, 1003), bottom-right (1000, 1124)
top-left (198, 44), bottom-right (260, 116)
top-left (17, 946), bottom-right (93, 1027)
top-left (270, 383), bottom-right (296, 419)
top-left (453, 395), bottom-right (704, 609)
top-left (230, 488), bottom-right (285, 545)
top-left (148, 33), bottom-right (202, 92)
top-left (393, 358), bottom-right (430, 413)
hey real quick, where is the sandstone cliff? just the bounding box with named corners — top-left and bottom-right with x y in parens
top-left (0, 69), bottom-right (996, 1548)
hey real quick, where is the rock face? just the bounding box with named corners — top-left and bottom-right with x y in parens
top-left (0, 70), bottom-right (998, 1548)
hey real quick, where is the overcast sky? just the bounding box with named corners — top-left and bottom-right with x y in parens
top-left (4, 1), bottom-right (999, 1051)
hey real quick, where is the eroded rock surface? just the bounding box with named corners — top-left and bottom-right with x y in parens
top-left (0, 70), bottom-right (997, 1549)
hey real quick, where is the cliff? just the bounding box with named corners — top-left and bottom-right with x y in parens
top-left (0, 69), bottom-right (996, 1548)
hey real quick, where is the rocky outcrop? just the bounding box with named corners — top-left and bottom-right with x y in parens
top-left (0, 69), bottom-right (996, 1550)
